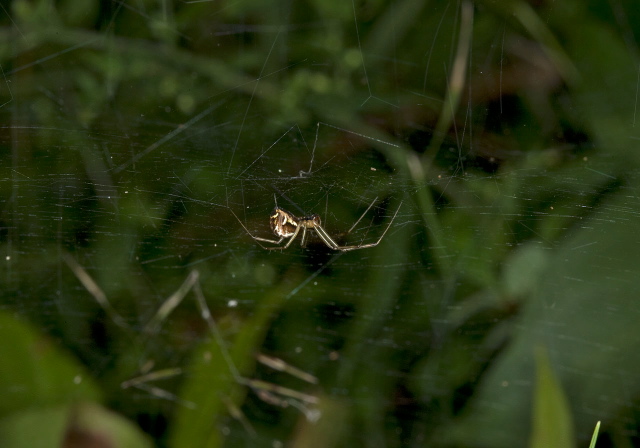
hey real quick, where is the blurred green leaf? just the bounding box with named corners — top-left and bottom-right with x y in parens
top-left (290, 395), bottom-right (349, 448)
top-left (439, 6), bottom-right (640, 443)
top-left (555, 3), bottom-right (640, 163)
top-left (530, 347), bottom-right (575, 448)
top-left (0, 405), bottom-right (69, 448)
top-left (3, 0), bottom-right (640, 445)
top-left (0, 314), bottom-right (149, 447)
top-left (0, 312), bottom-right (99, 416)
top-left (589, 421), bottom-right (601, 448)
top-left (67, 402), bottom-right (153, 448)
top-left (503, 244), bottom-right (547, 300)
top-left (442, 168), bottom-right (640, 446)
top-left (0, 402), bottom-right (152, 448)
top-left (169, 283), bottom-right (291, 447)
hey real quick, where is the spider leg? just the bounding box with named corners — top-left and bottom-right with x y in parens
top-left (232, 198), bottom-right (401, 252)
top-left (345, 196), bottom-right (378, 236)
top-left (313, 224), bottom-right (340, 250)
top-left (254, 236), bottom-right (286, 245)
top-left (311, 197), bottom-right (379, 250)
top-left (253, 223), bottom-right (303, 250)
top-left (277, 225), bottom-right (302, 250)
top-left (328, 201), bottom-right (402, 252)
top-left (299, 227), bottom-right (308, 248)
top-left (230, 209), bottom-right (286, 248)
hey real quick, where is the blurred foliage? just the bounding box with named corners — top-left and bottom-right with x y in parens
top-left (1, 0), bottom-right (640, 447)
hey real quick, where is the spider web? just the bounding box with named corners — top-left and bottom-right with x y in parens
top-left (1, 1), bottom-right (640, 447)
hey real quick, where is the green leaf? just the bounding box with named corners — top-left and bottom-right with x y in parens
top-left (437, 3), bottom-right (640, 445)
top-left (530, 347), bottom-right (575, 448)
top-left (0, 403), bottom-right (152, 448)
top-left (439, 170), bottom-right (640, 446)
top-left (0, 314), bottom-right (149, 447)
top-left (67, 402), bottom-right (153, 448)
top-left (0, 405), bottom-right (70, 448)
top-left (0, 312), bottom-right (99, 416)
top-left (169, 286), bottom-right (291, 447)
top-left (589, 421), bottom-right (601, 448)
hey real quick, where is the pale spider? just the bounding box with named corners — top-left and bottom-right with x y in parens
top-left (232, 197), bottom-right (401, 252)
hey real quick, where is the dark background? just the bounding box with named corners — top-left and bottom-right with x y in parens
top-left (1, 0), bottom-right (639, 446)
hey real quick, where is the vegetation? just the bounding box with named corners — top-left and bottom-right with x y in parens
top-left (0, 0), bottom-right (638, 446)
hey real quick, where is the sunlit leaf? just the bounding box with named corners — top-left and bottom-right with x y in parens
top-left (589, 421), bottom-right (601, 448)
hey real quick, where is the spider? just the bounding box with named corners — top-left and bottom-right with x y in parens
top-left (232, 198), bottom-right (401, 252)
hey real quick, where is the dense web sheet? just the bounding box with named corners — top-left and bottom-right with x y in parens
top-left (1, 1), bottom-right (640, 447)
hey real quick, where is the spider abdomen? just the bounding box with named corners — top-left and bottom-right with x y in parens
top-left (270, 208), bottom-right (299, 238)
